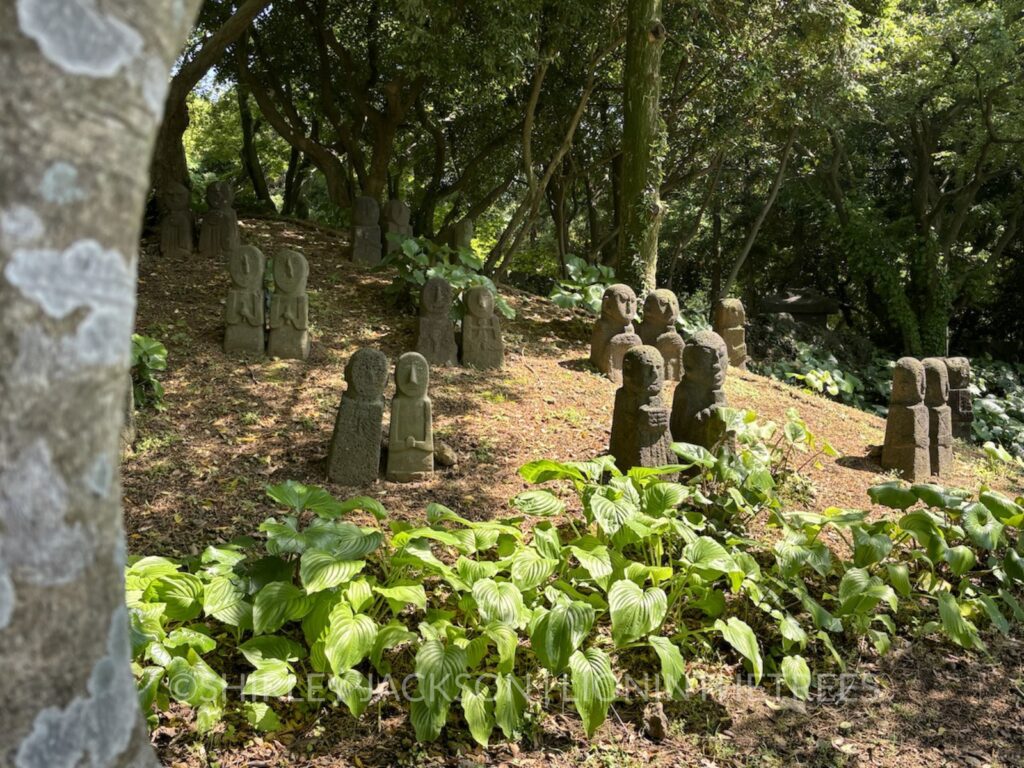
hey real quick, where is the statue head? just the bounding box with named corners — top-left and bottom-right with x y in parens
top-left (273, 250), bottom-right (308, 294)
top-left (922, 358), bottom-right (949, 407)
top-left (345, 348), bottom-right (388, 400)
top-left (643, 289), bottom-right (679, 330)
top-left (161, 182), bottom-right (190, 212)
top-left (622, 345), bottom-right (665, 398)
top-left (384, 199), bottom-right (410, 226)
top-left (205, 180), bottom-right (234, 210)
top-left (395, 351), bottom-right (429, 398)
top-left (683, 330), bottom-right (728, 389)
top-left (601, 284), bottom-right (638, 326)
top-left (713, 298), bottom-right (746, 328)
top-left (420, 276), bottom-right (453, 316)
top-left (944, 357), bottom-right (970, 389)
top-left (891, 357), bottom-right (925, 406)
top-left (228, 245), bottom-right (265, 290)
top-left (353, 196), bottom-right (379, 227)
top-left (465, 286), bottom-right (495, 319)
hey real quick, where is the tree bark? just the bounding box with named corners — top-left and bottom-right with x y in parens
top-left (0, 2), bottom-right (200, 765)
top-left (237, 80), bottom-right (274, 210)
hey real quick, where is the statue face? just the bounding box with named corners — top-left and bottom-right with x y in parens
top-left (643, 290), bottom-right (679, 328)
top-left (346, 348), bottom-right (388, 398)
top-left (601, 284), bottom-right (637, 325)
top-left (273, 250), bottom-right (308, 293)
top-left (945, 357), bottom-right (970, 389)
top-left (891, 357), bottom-right (925, 405)
top-left (922, 358), bottom-right (949, 406)
top-left (466, 286), bottom-right (494, 319)
top-left (715, 298), bottom-right (746, 327)
top-left (354, 195), bottom-right (379, 226)
top-left (421, 277), bottom-right (453, 315)
top-left (229, 246), bottom-right (264, 289)
top-left (384, 200), bottom-right (410, 226)
top-left (396, 352), bottom-right (429, 398)
top-left (162, 182), bottom-right (189, 211)
top-left (206, 181), bottom-right (233, 209)
top-left (684, 331), bottom-right (728, 388)
top-left (623, 346), bottom-right (664, 395)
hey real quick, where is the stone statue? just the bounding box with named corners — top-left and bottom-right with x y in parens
top-left (590, 284), bottom-right (642, 385)
top-left (670, 330), bottom-right (729, 450)
top-left (198, 180), bottom-right (239, 260)
top-left (352, 196), bottom-right (382, 266)
top-left (224, 245), bottom-right (266, 356)
top-left (881, 357), bottom-right (930, 481)
top-left (328, 348), bottom-right (389, 485)
top-left (944, 357), bottom-right (973, 441)
top-left (381, 199), bottom-right (413, 254)
top-left (712, 298), bottom-right (748, 370)
top-left (610, 346), bottom-right (674, 474)
top-left (461, 286), bottom-right (504, 369)
top-left (387, 352), bottom-right (434, 482)
top-left (923, 357), bottom-right (953, 477)
top-left (414, 276), bottom-right (458, 366)
top-left (268, 249), bottom-right (310, 360)
top-left (448, 219), bottom-right (474, 253)
top-left (638, 289), bottom-right (685, 382)
top-left (158, 181), bottom-right (193, 258)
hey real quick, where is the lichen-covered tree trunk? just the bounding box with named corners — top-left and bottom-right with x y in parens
top-left (0, 1), bottom-right (199, 766)
top-left (616, 0), bottom-right (665, 295)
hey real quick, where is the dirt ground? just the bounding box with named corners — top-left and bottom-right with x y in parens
top-left (128, 218), bottom-right (1024, 768)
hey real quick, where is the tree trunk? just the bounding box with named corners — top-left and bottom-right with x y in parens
top-left (237, 82), bottom-right (274, 210)
top-left (0, 2), bottom-right (200, 766)
top-left (282, 145), bottom-right (310, 217)
top-left (616, 0), bottom-right (666, 295)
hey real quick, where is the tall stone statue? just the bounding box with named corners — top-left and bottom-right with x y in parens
top-left (461, 286), bottom-right (504, 369)
top-left (268, 249), bottom-right (310, 360)
top-left (881, 357), bottom-right (930, 481)
top-left (670, 330), bottom-right (729, 450)
top-left (712, 298), bottom-right (748, 370)
top-left (387, 352), bottom-right (434, 482)
top-left (224, 245), bottom-right (266, 356)
top-left (328, 348), bottom-right (389, 485)
top-left (923, 357), bottom-right (953, 477)
top-left (352, 195), bottom-right (382, 266)
top-left (610, 346), bottom-right (674, 473)
top-left (944, 357), bottom-right (973, 441)
top-left (381, 199), bottom-right (413, 254)
top-left (158, 181), bottom-right (193, 258)
top-left (414, 276), bottom-right (458, 366)
top-left (590, 284), bottom-right (642, 385)
top-left (198, 180), bottom-right (239, 260)
top-left (448, 218), bottom-right (474, 253)
top-left (638, 288), bottom-right (685, 382)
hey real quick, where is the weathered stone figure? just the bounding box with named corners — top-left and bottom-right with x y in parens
top-left (352, 195), bottom-right (382, 266)
top-left (923, 357), bottom-right (953, 476)
top-left (590, 284), bottom-right (642, 384)
top-left (712, 298), bottom-right (748, 370)
top-left (415, 276), bottom-right (458, 366)
top-left (199, 180), bottom-right (239, 260)
top-left (268, 249), bottom-right (310, 360)
top-left (387, 352), bottom-right (434, 482)
top-left (944, 356), bottom-right (974, 441)
top-left (881, 357), bottom-right (930, 481)
top-left (328, 348), bottom-right (389, 485)
top-left (224, 245), bottom-right (267, 356)
top-left (158, 181), bottom-right (193, 258)
top-left (381, 199), bottom-right (413, 254)
top-left (461, 286), bottom-right (504, 369)
top-left (448, 218), bottom-right (474, 252)
top-left (610, 346), bottom-right (675, 473)
top-left (671, 330), bottom-right (729, 449)
top-left (638, 288), bottom-right (685, 381)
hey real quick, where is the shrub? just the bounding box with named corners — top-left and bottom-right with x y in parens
top-left (130, 333), bottom-right (168, 410)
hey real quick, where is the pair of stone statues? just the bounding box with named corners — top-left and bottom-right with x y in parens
top-left (881, 356), bottom-right (972, 480)
top-left (591, 285), bottom-right (685, 384)
top-left (224, 246), bottom-right (310, 360)
top-left (327, 350), bottom-right (434, 484)
top-left (414, 277), bottom-right (504, 370)
top-left (352, 197), bottom-right (415, 266)
top-left (159, 180), bottom-right (239, 260)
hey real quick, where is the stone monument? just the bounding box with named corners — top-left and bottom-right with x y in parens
top-left (381, 199), bottom-right (413, 254)
top-left (387, 352), bottom-right (434, 482)
top-left (448, 218), bottom-right (474, 253)
top-left (590, 284), bottom-right (642, 385)
top-left (158, 181), bottom-right (193, 258)
top-left (414, 276), bottom-right (458, 366)
top-left (268, 249), bottom-right (310, 360)
top-left (224, 245), bottom-right (266, 356)
top-left (461, 286), bottom-right (504, 369)
top-left (198, 180), bottom-right (239, 260)
top-left (712, 298), bottom-right (748, 370)
top-left (352, 196), bottom-right (382, 266)
top-left (923, 357), bottom-right (953, 477)
top-left (670, 330), bottom-right (729, 449)
top-left (944, 356), bottom-right (973, 441)
top-left (327, 348), bottom-right (389, 485)
top-left (638, 288), bottom-right (685, 382)
top-left (610, 345), bottom-right (674, 473)
top-left (881, 357), bottom-right (930, 481)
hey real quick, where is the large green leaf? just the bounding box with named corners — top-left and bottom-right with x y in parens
top-left (494, 673), bottom-right (528, 740)
top-left (242, 659), bottom-right (296, 697)
top-left (853, 528), bottom-right (893, 568)
top-left (518, 459), bottom-right (586, 485)
top-left (608, 580), bottom-right (667, 647)
top-left (588, 492), bottom-right (637, 535)
top-left (781, 654), bottom-right (811, 700)
top-left (569, 648), bottom-right (616, 737)
top-left (529, 601), bottom-right (595, 673)
top-left (165, 656), bottom-right (227, 708)
top-left (867, 482), bottom-right (918, 510)
top-left (937, 591), bottom-right (984, 650)
top-left (329, 669), bottom-right (372, 716)
top-left (942, 545), bottom-right (977, 576)
top-left (238, 635), bottom-right (306, 666)
top-left (570, 544), bottom-right (613, 583)
top-left (648, 636), bottom-right (687, 700)
top-left (373, 584), bottom-right (427, 611)
top-left (266, 481), bottom-right (346, 518)
top-left (299, 550), bottom-right (365, 593)
top-left (714, 617), bottom-right (763, 684)
top-left (980, 491), bottom-right (1024, 524)
top-left (252, 582), bottom-right (312, 635)
top-left (510, 548), bottom-right (558, 591)
top-left (472, 579), bottom-right (527, 628)
top-left (511, 489), bottom-right (566, 517)
top-left (412, 638), bottom-right (468, 741)
top-left (146, 573), bottom-right (203, 622)
top-left (461, 684), bottom-right (495, 746)
top-left (962, 502), bottom-right (1004, 550)
top-left (324, 612), bottom-right (378, 673)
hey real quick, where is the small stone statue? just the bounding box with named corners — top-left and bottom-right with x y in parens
top-left (712, 298), bottom-right (748, 370)
top-left (590, 284), bottom-right (642, 385)
top-left (923, 357), bottom-right (953, 477)
top-left (224, 245), bottom-right (266, 356)
top-left (881, 357), bottom-right (930, 481)
top-left (670, 330), bottom-right (729, 450)
top-left (328, 348), bottom-right (389, 485)
top-left (610, 345), bottom-right (674, 474)
top-left (638, 289), bottom-right (685, 382)
top-left (944, 357), bottom-right (973, 441)
top-left (198, 180), bottom-right (239, 260)
top-left (461, 286), bottom-right (504, 369)
top-left (387, 352), bottom-right (434, 482)
top-left (352, 196), bottom-right (382, 266)
top-left (448, 219), bottom-right (474, 253)
top-left (414, 276), bottom-right (458, 366)
top-left (268, 249), bottom-right (310, 360)
top-left (381, 199), bottom-right (413, 254)
top-left (158, 181), bottom-right (193, 258)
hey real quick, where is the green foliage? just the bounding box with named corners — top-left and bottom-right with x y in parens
top-left (549, 256), bottom-right (616, 315)
top-left (972, 358), bottom-right (1024, 459)
top-left (130, 334), bottom-right (168, 411)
